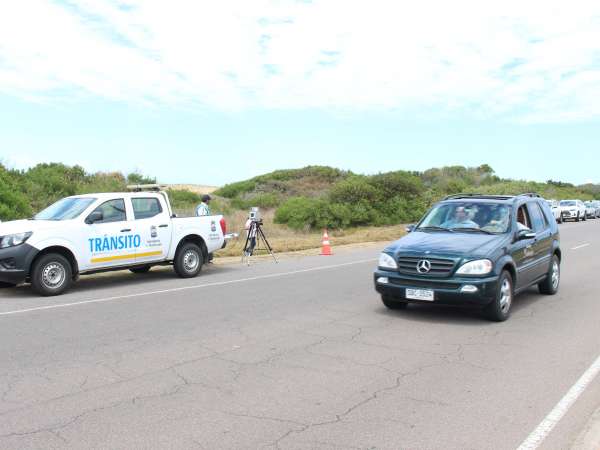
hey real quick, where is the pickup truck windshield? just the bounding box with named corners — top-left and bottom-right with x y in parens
top-left (34, 198), bottom-right (96, 221)
top-left (417, 202), bottom-right (511, 234)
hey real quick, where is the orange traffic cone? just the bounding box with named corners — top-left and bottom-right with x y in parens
top-left (320, 229), bottom-right (333, 256)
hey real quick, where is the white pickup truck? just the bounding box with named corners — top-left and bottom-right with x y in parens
top-left (0, 188), bottom-right (228, 296)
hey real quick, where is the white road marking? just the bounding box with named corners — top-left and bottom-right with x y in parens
top-left (571, 243), bottom-right (591, 250)
top-left (0, 258), bottom-right (377, 317)
top-left (517, 355), bottom-right (600, 450)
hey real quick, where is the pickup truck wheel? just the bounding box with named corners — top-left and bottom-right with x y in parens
top-left (174, 243), bottom-right (203, 278)
top-left (381, 295), bottom-right (408, 310)
top-left (539, 255), bottom-right (560, 295)
top-left (0, 282), bottom-right (16, 288)
top-left (483, 271), bottom-right (513, 322)
top-left (31, 253), bottom-right (73, 296)
top-left (130, 266), bottom-right (151, 274)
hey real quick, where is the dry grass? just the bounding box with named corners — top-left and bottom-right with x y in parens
top-left (217, 209), bottom-right (406, 257)
top-left (167, 184), bottom-right (218, 194)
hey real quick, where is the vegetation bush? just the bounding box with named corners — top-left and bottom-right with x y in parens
top-left (1, 162), bottom-right (599, 233)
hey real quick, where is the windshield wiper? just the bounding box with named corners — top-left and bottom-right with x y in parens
top-left (450, 227), bottom-right (495, 235)
top-left (416, 226), bottom-right (454, 232)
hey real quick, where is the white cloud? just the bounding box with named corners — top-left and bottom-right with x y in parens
top-left (0, 0), bottom-right (599, 121)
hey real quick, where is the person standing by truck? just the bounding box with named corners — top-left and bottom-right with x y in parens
top-left (196, 195), bottom-right (212, 217)
top-left (196, 194), bottom-right (214, 263)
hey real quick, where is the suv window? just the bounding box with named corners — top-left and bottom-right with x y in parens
top-left (132, 197), bottom-right (163, 220)
top-left (88, 199), bottom-right (127, 223)
top-left (528, 202), bottom-right (548, 232)
top-left (516, 204), bottom-right (532, 229)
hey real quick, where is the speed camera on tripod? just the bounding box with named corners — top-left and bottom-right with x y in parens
top-left (249, 207), bottom-right (262, 223)
top-left (242, 206), bottom-right (277, 265)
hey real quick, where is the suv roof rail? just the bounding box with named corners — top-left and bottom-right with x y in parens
top-left (126, 184), bottom-right (166, 192)
top-left (443, 193), bottom-right (514, 200)
top-left (518, 192), bottom-right (542, 198)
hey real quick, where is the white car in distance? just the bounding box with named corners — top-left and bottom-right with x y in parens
top-left (559, 200), bottom-right (587, 222)
top-left (545, 199), bottom-right (562, 223)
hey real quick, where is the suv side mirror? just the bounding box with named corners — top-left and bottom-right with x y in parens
top-left (405, 224), bottom-right (416, 233)
top-left (517, 228), bottom-right (536, 241)
top-left (85, 211), bottom-right (103, 224)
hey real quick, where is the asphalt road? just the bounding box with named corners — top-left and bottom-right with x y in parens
top-left (1, 220), bottom-right (600, 450)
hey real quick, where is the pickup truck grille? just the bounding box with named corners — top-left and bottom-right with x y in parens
top-left (397, 256), bottom-right (456, 276)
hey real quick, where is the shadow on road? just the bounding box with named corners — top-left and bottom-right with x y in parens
top-left (1, 264), bottom-right (241, 299)
top-left (374, 286), bottom-right (547, 325)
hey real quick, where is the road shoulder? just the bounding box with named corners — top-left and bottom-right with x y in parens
top-left (572, 406), bottom-right (600, 450)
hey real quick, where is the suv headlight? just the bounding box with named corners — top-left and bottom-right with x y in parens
top-left (0, 232), bottom-right (33, 249)
top-left (456, 259), bottom-right (493, 276)
top-left (378, 253), bottom-right (398, 270)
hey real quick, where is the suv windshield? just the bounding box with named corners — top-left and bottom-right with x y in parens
top-left (417, 202), bottom-right (511, 234)
top-left (560, 200), bottom-right (576, 207)
top-left (34, 197), bottom-right (96, 221)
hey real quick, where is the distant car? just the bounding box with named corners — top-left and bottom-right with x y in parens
top-left (559, 200), bottom-right (586, 222)
top-left (545, 199), bottom-right (562, 224)
top-left (592, 201), bottom-right (600, 218)
top-left (584, 201), bottom-right (597, 219)
top-left (374, 193), bottom-right (561, 322)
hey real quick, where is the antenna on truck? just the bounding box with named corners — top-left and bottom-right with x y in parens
top-left (126, 184), bottom-right (166, 192)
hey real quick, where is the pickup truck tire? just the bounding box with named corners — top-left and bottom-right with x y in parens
top-left (483, 271), bottom-right (513, 322)
top-left (31, 253), bottom-right (73, 296)
top-left (539, 255), bottom-right (560, 295)
top-left (0, 282), bottom-right (16, 288)
top-left (381, 295), bottom-right (408, 310)
top-left (130, 266), bottom-right (151, 274)
top-left (174, 242), bottom-right (203, 278)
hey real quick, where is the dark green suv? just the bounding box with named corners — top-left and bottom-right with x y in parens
top-left (374, 194), bottom-right (561, 321)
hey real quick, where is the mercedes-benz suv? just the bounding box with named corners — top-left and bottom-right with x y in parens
top-left (374, 194), bottom-right (561, 321)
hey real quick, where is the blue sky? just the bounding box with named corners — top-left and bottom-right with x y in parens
top-left (1, 1), bottom-right (599, 186)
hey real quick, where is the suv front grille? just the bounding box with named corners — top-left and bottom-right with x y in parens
top-left (397, 256), bottom-right (456, 276)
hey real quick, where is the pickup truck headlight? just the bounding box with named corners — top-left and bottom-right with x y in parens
top-left (0, 232), bottom-right (33, 249)
top-left (378, 253), bottom-right (398, 270)
top-left (456, 259), bottom-right (493, 276)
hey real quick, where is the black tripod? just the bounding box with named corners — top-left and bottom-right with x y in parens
top-left (242, 220), bottom-right (278, 265)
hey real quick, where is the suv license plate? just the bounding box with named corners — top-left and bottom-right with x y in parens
top-left (406, 288), bottom-right (434, 302)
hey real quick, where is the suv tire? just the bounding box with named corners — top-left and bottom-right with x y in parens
top-left (381, 295), bottom-right (408, 310)
top-left (576, 214), bottom-right (581, 222)
top-left (174, 242), bottom-right (203, 278)
top-left (31, 253), bottom-right (73, 296)
top-left (539, 255), bottom-right (560, 295)
top-left (130, 266), bottom-right (151, 274)
top-left (483, 271), bottom-right (513, 322)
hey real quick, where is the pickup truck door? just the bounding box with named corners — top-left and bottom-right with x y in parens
top-left (82, 198), bottom-right (138, 271)
top-left (130, 196), bottom-right (172, 264)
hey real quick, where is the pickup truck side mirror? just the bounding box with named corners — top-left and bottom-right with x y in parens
top-left (405, 224), bottom-right (416, 233)
top-left (85, 211), bottom-right (103, 224)
top-left (516, 228), bottom-right (536, 241)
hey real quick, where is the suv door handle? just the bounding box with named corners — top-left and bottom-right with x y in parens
top-left (158, 224), bottom-right (169, 228)
top-left (120, 228), bottom-right (132, 233)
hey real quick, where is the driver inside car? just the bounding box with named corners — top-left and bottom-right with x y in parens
top-left (441, 206), bottom-right (479, 229)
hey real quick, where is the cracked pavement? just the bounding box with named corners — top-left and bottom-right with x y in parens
top-left (1, 221), bottom-right (600, 449)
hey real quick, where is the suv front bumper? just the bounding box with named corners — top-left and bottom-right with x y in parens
top-left (374, 269), bottom-right (500, 306)
top-left (0, 244), bottom-right (38, 285)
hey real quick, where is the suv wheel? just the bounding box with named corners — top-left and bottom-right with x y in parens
top-left (31, 253), bottom-right (73, 296)
top-left (576, 213), bottom-right (581, 222)
top-left (539, 255), bottom-right (560, 295)
top-left (174, 242), bottom-right (203, 278)
top-left (483, 271), bottom-right (513, 322)
top-left (381, 295), bottom-right (408, 310)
